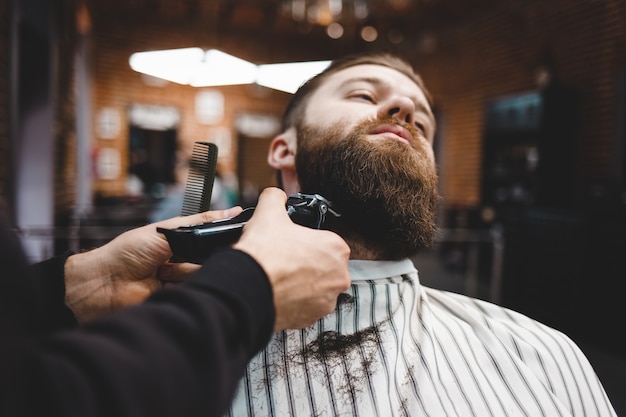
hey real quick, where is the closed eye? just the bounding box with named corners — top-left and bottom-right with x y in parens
top-left (348, 91), bottom-right (376, 103)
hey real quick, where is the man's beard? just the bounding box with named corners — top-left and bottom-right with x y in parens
top-left (295, 116), bottom-right (440, 260)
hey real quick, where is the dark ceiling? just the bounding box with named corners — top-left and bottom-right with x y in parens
top-left (85, 0), bottom-right (503, 59)
top-left (87, 0), bottom-right (500, 27)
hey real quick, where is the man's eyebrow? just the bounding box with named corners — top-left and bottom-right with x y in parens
top-left (338, 76), bottom-right (384, 90)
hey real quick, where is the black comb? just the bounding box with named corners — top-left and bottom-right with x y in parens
top-left (181, 142), bottom-right (218, 216)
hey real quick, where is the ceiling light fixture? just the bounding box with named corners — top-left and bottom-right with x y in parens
top-left (360, 25), bottom-right (378, 42)
top-left (129, 48), bottom-right (257, 87)
top-left (257, 60), bottom-right (331, 93)
top-left (129, 48), bottom-right (331, 94)
top-left (326, 22), bottom-right (344, 39)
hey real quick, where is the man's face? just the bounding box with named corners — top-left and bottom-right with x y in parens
top-left (294, 64), bottom-right (439, 260)
top-left (302, 64), bottom-right (436, 158)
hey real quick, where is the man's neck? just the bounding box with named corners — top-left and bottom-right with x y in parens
top-left (346, 239), bottom-right (381, 260)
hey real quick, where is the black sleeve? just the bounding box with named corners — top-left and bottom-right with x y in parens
top-left (1, 226), bottom-right (275, 417)
top-left (30, 251), bottom-right (79, 332)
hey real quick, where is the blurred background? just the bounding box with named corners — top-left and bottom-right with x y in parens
top-left (1, 0), bottom-right (624, 413)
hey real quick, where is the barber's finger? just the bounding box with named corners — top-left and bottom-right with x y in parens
top-left (195, 206), bottom-right (243, 224)
top-left (258, 187), bottom-right (288, 204)
top-left (250, 188), bottom-right (289, 220)
top-left (154, 206), bottom-right (243, 230)
top-left (157, 262), bottom-right (201, 283)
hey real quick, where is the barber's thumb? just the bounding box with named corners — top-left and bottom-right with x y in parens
top-left (255, 188), bottom-right (288, 211)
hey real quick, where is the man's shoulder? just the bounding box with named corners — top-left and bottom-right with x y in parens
top-left (423, 286), bottom-right (579, 352)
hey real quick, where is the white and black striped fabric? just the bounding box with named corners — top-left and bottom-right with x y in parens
top-left (226, 259), bottom-right (617, 417)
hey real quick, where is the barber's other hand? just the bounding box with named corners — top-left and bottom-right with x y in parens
top-left (64, 206), bottom-right (242, 323)
top-left (233, 187), bottom-right (351, 332)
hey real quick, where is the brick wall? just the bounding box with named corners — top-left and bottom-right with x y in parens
top-left (53, 0), bottom-right (79, 217)
top-left (89, 16), bottom-right (293, 198)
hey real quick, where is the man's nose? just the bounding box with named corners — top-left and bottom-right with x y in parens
top-left (379, 96), bottom-right (415, 125)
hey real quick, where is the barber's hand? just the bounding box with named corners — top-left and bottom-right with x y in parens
top-left (233, 188), bottom-right (351, 332)
top-left (64, 206), bottom-right (243, 323)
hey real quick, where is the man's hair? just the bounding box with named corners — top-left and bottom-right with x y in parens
top-left (280, 52), bottom-right (432, 132)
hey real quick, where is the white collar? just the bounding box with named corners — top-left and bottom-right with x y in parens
top-left (348, 258), bottom-right (417, 282)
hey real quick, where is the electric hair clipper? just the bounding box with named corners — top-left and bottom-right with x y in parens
top-left (157, 193), bottom-right (340, 264)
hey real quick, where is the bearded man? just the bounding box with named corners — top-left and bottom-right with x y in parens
top-left (224, 53), bottom-right (616, 417)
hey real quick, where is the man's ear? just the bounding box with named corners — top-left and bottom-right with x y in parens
top-left (268, 128), bottom-right (300, 194)
top-left (267, 127), bottom-right (297, 170)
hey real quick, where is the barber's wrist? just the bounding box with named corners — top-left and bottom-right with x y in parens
top-left (194, 249), bottom-right (275, 350)
top-left (64, 247), bottom-right (111, 323)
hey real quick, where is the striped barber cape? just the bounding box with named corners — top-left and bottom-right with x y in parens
top-left (226, 259), bottom-right (616, 417)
